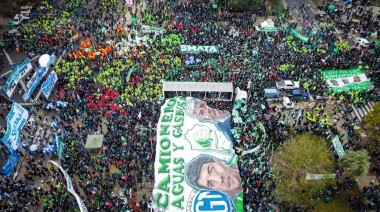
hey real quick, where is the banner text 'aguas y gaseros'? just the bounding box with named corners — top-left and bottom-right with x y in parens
top-left (153, 97), bottom-right (243, 212)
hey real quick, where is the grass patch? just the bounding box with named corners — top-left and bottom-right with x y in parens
top-left (268, 0), bottom-right (285, 13)
top-left (302, 183), bottom-right (362, 212)
top-left (373, 0), bottom-right (380, 6)
top-left (271, 133), bottom-right (363, 210)
top-left (271, 134), bottom-right (335, 206)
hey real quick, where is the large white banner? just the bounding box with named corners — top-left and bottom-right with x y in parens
top-left (152, 97), bottom-right (243, 212)
top-left (50, 161), bottom-right (88, 212)
top-left (1, 102), bottom-right (29, 152)
top-left (322, 68), bottom-right (374, 93)
top-left (2, 58), bottom-right (33, 98)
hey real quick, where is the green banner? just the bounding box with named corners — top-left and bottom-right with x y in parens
top-left (126, 65), bottom-right (138, 82)
top-left (257, 122), bottom-right (266, 138)
top-left (332, 135), bottom-right (345, 157)
top-left (291, 29), bottom-right (309, 43)
top-left (180, 45), bottom-right (219, 54)
top-left (153, 97), bottom-right (243, 212)
top-left (56, 136), bottom-right (65, 160)
top-left (322, 68), bottom-right (374, 92)
top-left (261, 27), bottom-right (279, 32)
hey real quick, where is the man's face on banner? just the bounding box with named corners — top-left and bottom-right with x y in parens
top-left (194, 101), bottom-right (230, 122)
top-left (197, 159), bottom-right (242, 195)
top-left (330, 80), bottom-right (339, 86)
top-left (354, 76), bottom-right (361, 82)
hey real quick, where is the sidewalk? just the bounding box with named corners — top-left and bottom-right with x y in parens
top-left (124, 1), bottom-right (148, 25)
top-left (0, 18), bottom-right (12, 35)
top-left (315, 0), bottom-right (380, 22)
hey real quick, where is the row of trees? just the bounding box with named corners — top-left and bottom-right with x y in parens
top-left (270, 103), bottom-right (380, 207)
top-left (358, 103), bottom-right (380, 173)
top-left (271, 133), bottom-right (371, 206)
top-left (212, 0), bottom-right (267, 12)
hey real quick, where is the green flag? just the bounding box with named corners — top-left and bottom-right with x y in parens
top-left (126, 65), bottom-right (138, 81)
top-left (257, 122), bottom-right (266, 137)
top-left (231, 128), bottom-right (240, 139)
top-left (233, 99), bottom-right (242, 110)
top-left (247, 114), bottom-right (256, 122)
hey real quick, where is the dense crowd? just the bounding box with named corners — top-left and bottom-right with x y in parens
top-left (0, 0), bottom-right (379, 211)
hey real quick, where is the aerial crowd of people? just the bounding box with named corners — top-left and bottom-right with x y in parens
top-left (0, 0), bottom-right (379, 211)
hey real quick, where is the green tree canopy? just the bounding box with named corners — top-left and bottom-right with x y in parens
top-left (214, 0), bottom-right (264, 11)
top-left (338, 150), bottom-right (370, 178)
top-left (360, 102), bottom-right (380, 171)
top-left (271, 134), bottom-right (335, 206)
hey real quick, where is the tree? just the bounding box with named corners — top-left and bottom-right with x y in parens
top-left (214, 0), bottom-right (264, 11)
top-left (358, 102), bottom-right (380, 172)
top-left (271, 134), bottom-right (335, 206)
top-left (338, 150), bottom-right (371, 179)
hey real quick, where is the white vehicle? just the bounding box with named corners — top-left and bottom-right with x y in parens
top-left (355, 38), bottom-right (370, 48)
top-left (20, 2), bottom-right (36, 16)
top-left (276, 80), bottom-right (300, 91)
top-left (255, 19), bottom-right (275, 31)
top-left (283, 97), bottom-right (294, 109)
top-left (20, 6), bottom-right (33, 16)
top-left (12, 14), bottom-right (30, 26)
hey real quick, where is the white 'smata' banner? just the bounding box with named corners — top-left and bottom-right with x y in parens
top-left (152, 97), bottom-right (243, 212)
top-left (179, 45), bottom-right (219, 54)
top-left (1, 101), bottom-right (29, 152)
top-left (50, 161), bottom-right (88, 212)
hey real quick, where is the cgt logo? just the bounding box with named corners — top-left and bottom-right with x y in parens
top-left (193, 190), bottom-right (231, 212)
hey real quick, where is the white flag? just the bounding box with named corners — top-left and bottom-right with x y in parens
top-left (241, 145), bottom-right (261, 156)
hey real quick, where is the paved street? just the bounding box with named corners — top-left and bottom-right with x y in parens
top-left (0, 0), bottom-right (151, 108)
top-left (1, 0), bottom-right (378, 111)
top-left (0, 0), bottom-right (97, 105)
top-left (282, 0), bottom-right (323, 21)
top-left (0, 0), bottom-right (155, 210)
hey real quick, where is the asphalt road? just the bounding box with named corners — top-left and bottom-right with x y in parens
top-left (0, 0), bottom-right (96, 107)
top-left (282, 0), bottom-right (321, 21)
top-left (1, 0), bottom-right (152, 211)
